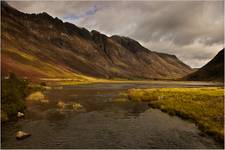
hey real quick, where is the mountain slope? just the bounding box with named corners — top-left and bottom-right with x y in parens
top-left (1, 2), bottom-right (192, 80)
top-left (185, 49), bottom-right (224, 81)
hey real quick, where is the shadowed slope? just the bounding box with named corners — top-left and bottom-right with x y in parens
top-left (185, 49), bottom-right (224, 81)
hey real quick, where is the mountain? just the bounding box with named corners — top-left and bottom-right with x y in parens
top-left (1, 2), bottom-right (193, 80)
top-left (185, 49), bottom-right (224, 81)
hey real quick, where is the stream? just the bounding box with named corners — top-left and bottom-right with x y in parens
top-left (1, 81), bottom-right (223, 149)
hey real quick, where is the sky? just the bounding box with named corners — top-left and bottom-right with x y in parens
top-left (7, 1), bottom-right (224, 68)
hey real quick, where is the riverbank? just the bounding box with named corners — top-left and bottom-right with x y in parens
top-left (127, 87), bottom-right (224, 142)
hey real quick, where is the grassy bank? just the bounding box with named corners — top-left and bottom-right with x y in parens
top-left (127, 87), bottom-right (224, 142)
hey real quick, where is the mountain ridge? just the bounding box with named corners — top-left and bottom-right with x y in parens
top-left (1, 1), bottom-right (193, 80)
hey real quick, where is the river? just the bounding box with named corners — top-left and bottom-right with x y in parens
top-left (1, 81), bottom-right (223, 149)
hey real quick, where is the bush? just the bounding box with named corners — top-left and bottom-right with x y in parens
top-left (1, 73), bottom-right (30, 118)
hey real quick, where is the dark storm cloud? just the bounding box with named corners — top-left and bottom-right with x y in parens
top-left (126, 1), bottom-right (224, 46)
top-left (7, 1), bottom-right (224, 68)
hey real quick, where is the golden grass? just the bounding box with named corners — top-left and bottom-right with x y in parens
top-left (127, 87), bottom-right (224, 142)
top-left (113, 98), bottom-right (128, 102)
top-left (41, 78), bottom-right (223, 87)
top-left (26, 91), bottom-right (49, 103)
top-left (57, 101), bottom-right (85, 112)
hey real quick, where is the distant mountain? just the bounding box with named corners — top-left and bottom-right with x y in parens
top-left (185, 49), bottom-right (224, 81)
top-left (1, 2), bottom-right (192, 80)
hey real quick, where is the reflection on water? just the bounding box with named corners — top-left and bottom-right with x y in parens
top-left (1, 81), bottom-right (223, 149)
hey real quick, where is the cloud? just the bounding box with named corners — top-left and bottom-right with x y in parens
top-left (7, 1), bottom-right (224, 68)
top-left (62, 5), bottom-right (99, 22)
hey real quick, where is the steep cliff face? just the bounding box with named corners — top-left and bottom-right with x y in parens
top-left (185, 49), bottom-right (224, 81)
top-left (1, 2), bottom-right (193, 80)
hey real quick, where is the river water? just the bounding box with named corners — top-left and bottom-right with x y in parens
top-left (1, 81), bottom-right (223, 149)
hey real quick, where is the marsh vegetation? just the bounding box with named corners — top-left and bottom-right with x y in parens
top-left (127, 87), bottom-right (224, 142)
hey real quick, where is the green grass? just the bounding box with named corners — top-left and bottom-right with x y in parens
top-left (127, 87), bottom-right (224, 142)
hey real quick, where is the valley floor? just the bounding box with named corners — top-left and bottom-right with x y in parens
top-left (2, 81), bottom-right (224, 148)
top-left (40, 77), bottom-right (224, 86)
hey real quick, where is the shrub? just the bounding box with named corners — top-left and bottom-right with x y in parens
top-left (1, 73), bottom-right (30, 118)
